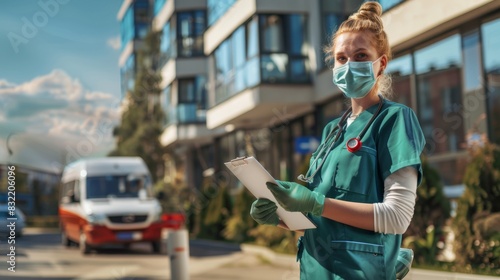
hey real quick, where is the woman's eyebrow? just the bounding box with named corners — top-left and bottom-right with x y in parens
top-left (353, 48), bottom-right (368, 53)
top-left (335, 48), bottom-right (368, 56)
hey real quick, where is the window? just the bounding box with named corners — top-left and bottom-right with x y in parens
top-left (120, 54), bottom-right (135, 97)
top-left (232, 26), bottom-right (246, 93)
top-left (415, 35), bottom-right (465, 155)
top-left (214, 22), bottom-right (260, 105)
top-left (214, 39), bottom-right (232, 104)
top-left (86, 175), bottom-right (152, 199)
top-left (386, 54), bottom-right (413, 107)
top-left (61, 180), bottom-right (79, 202)
top-left (415, 35), bottom-right (461, 74)
top-left (207, 0), bottom-right (237, 27)
top-left (160, 21), bottom-right (175, 67)
top-left (260, 14), bottom-right (310, 83)
top-left (211, 14), bottom-right (309, 106)
top-left (177, 77), bottom-right (207, 123)
top-left (481, 18), bottom-right (500, 145)
top-left (261, 15), bottom-right (285, 53)
top-left (463, 31), bottom-right (482, 92)
top-left (461, 29), bottom-right (489, 149)
top-left (246, 17), bottom-right (260, 88)
top-left (376, 0), bottom-right (405, 11)
top-left (120, 7), bottom-right (134, 50)
top-left (120, 1), bottom-right (151, 50)
top-left (158, 10), bottom-right (205, 67)
top-left (134, 0), bottom-right (150, 40)
top-left (154, 0), bottom-right (167, 16)
top-left (177, 11), bottom-right (206, 57)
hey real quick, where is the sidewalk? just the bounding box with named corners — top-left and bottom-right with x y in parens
top-left (189, 241), bottom-right (499, 280)
top-left (190, 244), bottom-right (299, 280)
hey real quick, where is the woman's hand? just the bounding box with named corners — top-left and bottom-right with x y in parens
top-left (250, 198), bottom-right (280, 226)
top-left (267, 180), bottom-right (325, 216)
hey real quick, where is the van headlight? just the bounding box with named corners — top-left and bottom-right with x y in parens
top-left (88, 213), bottom-right (107, 225)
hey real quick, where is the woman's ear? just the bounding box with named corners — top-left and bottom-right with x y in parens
top-left (378, 54), bottom-right (388, 76)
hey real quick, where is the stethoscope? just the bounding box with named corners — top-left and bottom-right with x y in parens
top-left (297, 96), bottom-right (385, 184)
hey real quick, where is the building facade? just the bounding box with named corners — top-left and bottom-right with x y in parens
top-left (119, 0), bottom-right (500, 199)
top-left (117, 0), bottom-right (154, 98)
top-left (0, 165), bottom-right (60, 216)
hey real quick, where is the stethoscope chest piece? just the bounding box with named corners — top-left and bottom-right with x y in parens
top-left (346, 137), bottom-right (362, 153)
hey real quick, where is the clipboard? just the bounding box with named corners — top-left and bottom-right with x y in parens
top-left (225, 156), bottom-right (316, 231)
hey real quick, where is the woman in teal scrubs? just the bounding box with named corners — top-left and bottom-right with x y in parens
top-left (250, 2), bottom-right (425, 279)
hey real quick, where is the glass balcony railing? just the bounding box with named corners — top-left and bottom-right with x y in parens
top-left (165, 104), bottom-right (206, 126)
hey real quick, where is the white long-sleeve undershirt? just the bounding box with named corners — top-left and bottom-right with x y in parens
top-left (374, 167), bottom-right (417, 234)
top-left (347, 116), bottom-right (417, 235)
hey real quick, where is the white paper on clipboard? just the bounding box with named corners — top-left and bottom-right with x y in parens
top-left (225, 156), bottom-right (316, 231)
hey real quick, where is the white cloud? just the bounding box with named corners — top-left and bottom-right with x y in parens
top-left (107, 35), bottom-right (121, 50)
top-left (0, 69), bottom-right (122, 169)
top-left (0, 79), bottom-right (16, 89)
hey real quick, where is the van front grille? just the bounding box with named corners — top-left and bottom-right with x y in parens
top-left (108, 214), bottom-right (148, 224)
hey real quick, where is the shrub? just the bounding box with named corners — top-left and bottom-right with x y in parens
top-left (248, 225), bottom-right (298, 254)
top-left (453, 143), bottom-right (500, 274)
top-left (403, 157), bottom-right (451, 265)
top-left (223, 187), bottom-right (256, 243)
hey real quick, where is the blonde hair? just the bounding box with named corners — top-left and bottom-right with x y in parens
top-left (325, 2), bottom-right (393, 99)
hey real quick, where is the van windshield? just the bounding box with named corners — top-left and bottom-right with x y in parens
top-left (86, 175), bottom-right (152, 199)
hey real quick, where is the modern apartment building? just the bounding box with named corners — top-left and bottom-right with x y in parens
top-left (152, 0), bottom-right (227, 190)
top-left (117, 0), bottom-right (154, 98)
top-left (119, 0), bottom-right (500, 202)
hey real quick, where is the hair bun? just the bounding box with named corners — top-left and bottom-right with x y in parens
top-left (356, 2), bottom-right (383, 18)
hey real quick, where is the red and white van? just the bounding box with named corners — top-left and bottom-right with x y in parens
top-left (59, 157), bottom-right (163, 254)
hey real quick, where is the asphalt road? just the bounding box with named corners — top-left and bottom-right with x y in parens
top-left (0, 228), bottom-right (299, 280)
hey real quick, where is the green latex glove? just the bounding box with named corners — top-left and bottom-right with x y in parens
top-left (250, 198), bottom-right (280, 226)
top-left (266, 180), bottom-right (325, 216)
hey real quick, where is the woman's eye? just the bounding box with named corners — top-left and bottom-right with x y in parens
top-left (356, 53), bottom-right (368, 60)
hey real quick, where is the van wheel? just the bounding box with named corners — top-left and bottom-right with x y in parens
top-left (151, 240), bottom-right (161, 254)
top-left (79, 232), bottom-right (91, 255)
top-left (61, 231), bottom-right (71, 247)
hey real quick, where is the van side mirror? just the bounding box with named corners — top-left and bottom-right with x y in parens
top-left (62, 192), bottom-right (77, 204)
top-left (61, 196), bottom-right (72, 204)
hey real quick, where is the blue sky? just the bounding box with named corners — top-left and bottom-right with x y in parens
top-left (0, 0), bottom-right (123, 171)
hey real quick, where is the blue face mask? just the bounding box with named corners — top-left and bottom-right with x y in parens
top-left (332, 57), bottom-right (381, 99)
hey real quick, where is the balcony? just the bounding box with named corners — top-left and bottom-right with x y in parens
top-left (160, 103), bottom-right (222, 147)
top-left (206, 84), bottom-right (314, 129)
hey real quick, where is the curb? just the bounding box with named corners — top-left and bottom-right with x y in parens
top-left (189, 239), bottom-right (242, 252)
top-left (25, 227), bottom-right (60, 234)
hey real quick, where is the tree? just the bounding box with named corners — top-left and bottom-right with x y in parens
top-left (453, 143), bottom-right (500, 274)
top-left (110, 31), bottom-right (165, 183)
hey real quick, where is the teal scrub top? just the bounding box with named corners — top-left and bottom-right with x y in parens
top-left (297, 99), bottom-right (425, 280)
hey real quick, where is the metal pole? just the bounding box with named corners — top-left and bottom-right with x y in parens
top-left (167, 229), bottom-right (189, 280)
